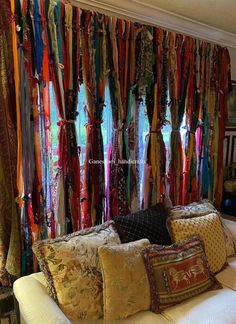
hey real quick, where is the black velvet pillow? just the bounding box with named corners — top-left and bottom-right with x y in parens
top-left (114, 204), bottom-right (171, 245)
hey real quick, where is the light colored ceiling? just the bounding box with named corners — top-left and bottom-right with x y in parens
top-left (137, 0), bottom-right (236, 34)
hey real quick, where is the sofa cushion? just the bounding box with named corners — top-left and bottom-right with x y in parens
top-left (71, 311), bottom-right (170, 323)
top-left (216, 256), bottom-right (236, 290)
top-left (114, 203), bottom-right (171, 245)
top-left (141, 236), bottom-right (222, 313)
top-left (162, 287), bottom-right (236, 324)
top-left (32, 222), bottom-right (120, 321)
top-left (169, 200), bottom-right (236, 257)
top-left (14, 272), bottom-right (170, 324)
top-left (98, 239), bottom-right (151, 321)
top-left (167, 213), bottom-right (227, 273)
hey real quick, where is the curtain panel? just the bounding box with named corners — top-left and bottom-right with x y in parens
top-left (106, 17), bottom-right (132, 219)
top-left (143, 28), bottom-right (168, 209)
top-left (3, 0), bottom-right (231, 279)
top-left (48, 3), bottom-right (81, 236)
top-left (0, 0), bottom-right (21, 285)
top-left (80, 11), bottom-right (106, 227)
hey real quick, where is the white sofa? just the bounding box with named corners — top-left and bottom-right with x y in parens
top-left (14, 218), bottom-right (236, 324)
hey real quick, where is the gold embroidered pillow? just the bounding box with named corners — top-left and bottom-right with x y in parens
top-left (98, 239), bottom-right (151, 321)
top-left (169, 200), bottom-right (235, 257)
top-left (167, 213), bottom-right (227, 273)
top-left (141, 236), bottom-right (222, 313)
top-left (32, 222), bottom-right (120, 321)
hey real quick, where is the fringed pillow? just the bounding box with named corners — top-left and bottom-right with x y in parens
top-left (33, 222), bottom-right (120, 321)
top-left (142, 236), bottom-right (222, 313)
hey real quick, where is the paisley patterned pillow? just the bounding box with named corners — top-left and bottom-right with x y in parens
top-left (32, 222), bottom-right (120, 321)
top-left (141, 236), bottom-right (222, 313)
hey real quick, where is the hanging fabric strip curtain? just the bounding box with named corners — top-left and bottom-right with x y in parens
top-left (168, 34), bottom-right (188, 206)
top-left (7, 0), bottom-right (231, 280)
top-left (48, 2), bottom-right (81, 236)
top-left (0, 0), bottom-right (21, 285)
top-left (106, 17), bottom-right (131, 219)
top-left (143, 28), bottom-right (168, 208)
top-left (124, 22), bottom-right (141, 214)
top-left (12, 0), bottom-right (82, 275)
top-left (215, 48), bottom-right (232, 208)
top-left (80, 11), bottom-right (106, 227)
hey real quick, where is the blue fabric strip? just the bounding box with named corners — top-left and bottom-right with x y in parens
top-left (34, 0), bottom-right (43, 74)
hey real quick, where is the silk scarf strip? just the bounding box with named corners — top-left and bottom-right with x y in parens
top-left (124, 24), bottom-right (141, 212)
top-left (106, 17), bottom-right (131, 219)
top-left (40, 0), bottom-right (55, 238)
top-left (11, 0), bottom-right (23, 203)
top-left (183, 37), bottom-right (196, 204)
top-left (0, 2), bottom-right (21, 283)
top-left (168, 33), bottom-right (185, 205)
top-left (215, 48), bottom-right (231, 207)
top-left (142, 28), bottom-right (167, 207)
top-left (81, 11), bottom-right (106, 227)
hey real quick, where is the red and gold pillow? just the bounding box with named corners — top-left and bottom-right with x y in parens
top-left (141, 236), bottom-right (222, 313)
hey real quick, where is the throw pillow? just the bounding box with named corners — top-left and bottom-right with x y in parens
top-left (114, 203), bottom-right (171, 245)
top-left (169, 199), bottom-right (217, 219)
top-left (32, 222), bottom-right (120, 321)
top-left (167, 213), bottom-right (227, 273)
top-left (141, 236), bottom-right (222, 313)
top-left (98, 239), bottom-right (151, 321)
top-left (169, 199), bottom-right (236, 257)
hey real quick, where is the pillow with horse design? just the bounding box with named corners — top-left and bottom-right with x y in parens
top-left (141, 236), bottom-right (222, 313)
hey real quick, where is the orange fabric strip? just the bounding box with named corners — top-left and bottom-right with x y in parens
top-left (10, 0), bottom-right (23, 202)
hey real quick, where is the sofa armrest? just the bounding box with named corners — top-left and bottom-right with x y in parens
top-left (13, 274), bottom-right (71, 324)
top-left (222, 218), bottom-right (236, 240)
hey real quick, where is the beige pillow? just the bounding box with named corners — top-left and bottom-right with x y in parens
top-left (98, 239), bottom-right (151, 321)
top-left (169, 200), bottom-right (236, 257)
top-left (167, 213), bottom-right (227, 273)
top-left (32, 222), bottom-right (120, 321)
